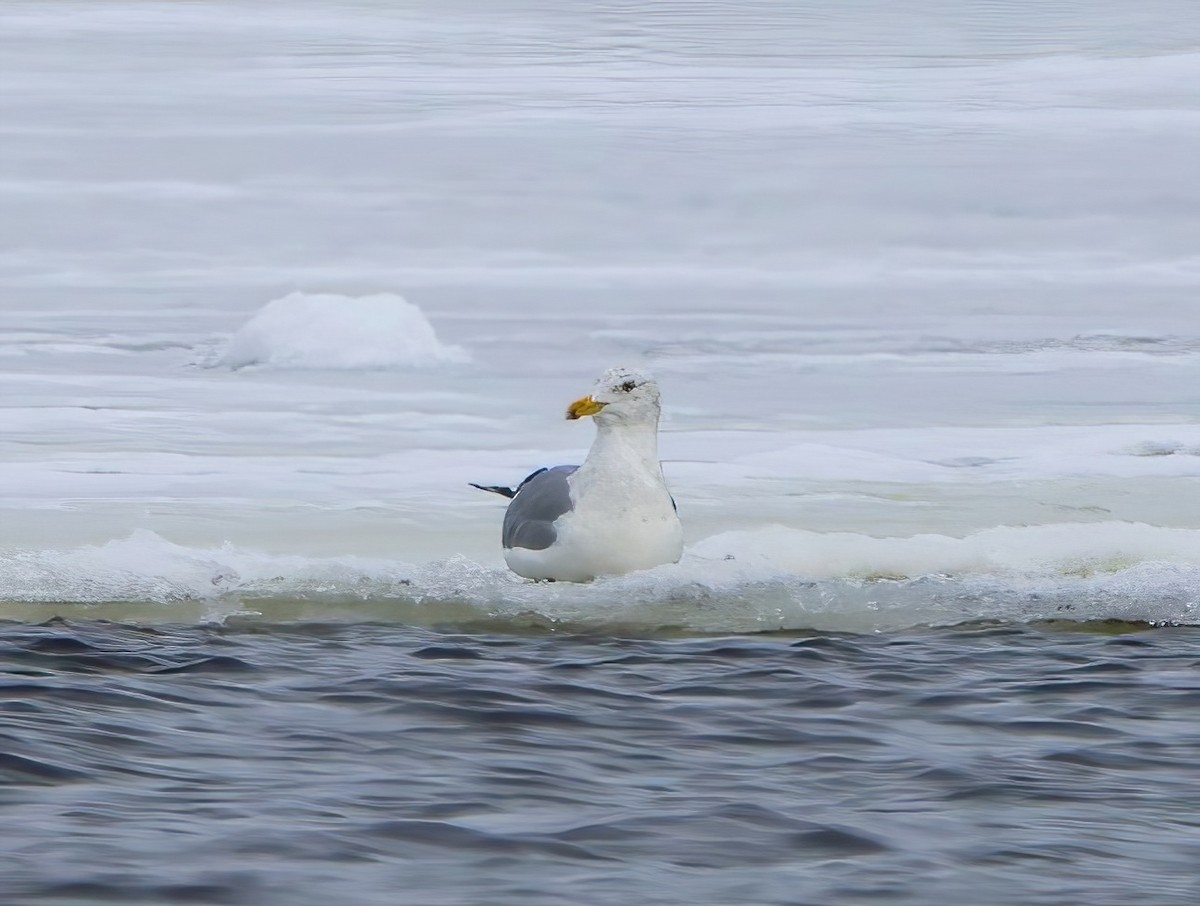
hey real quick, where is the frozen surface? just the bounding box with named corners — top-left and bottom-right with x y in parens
top-left (215, 292), bottom-right (470, 369)
top-left (1, 1), bottom-right (1198, 629)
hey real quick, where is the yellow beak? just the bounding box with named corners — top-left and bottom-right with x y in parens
top-left (566, 395), bottom-right (607, 420)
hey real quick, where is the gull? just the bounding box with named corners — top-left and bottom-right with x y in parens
top-left (471, 367), bottom-right (683, 581)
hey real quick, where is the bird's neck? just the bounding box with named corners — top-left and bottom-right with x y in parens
top-left (583, 419), bottom-right (662, 474)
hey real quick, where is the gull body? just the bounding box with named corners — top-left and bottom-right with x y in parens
top-left (472, 367), bottom-right (683, 582)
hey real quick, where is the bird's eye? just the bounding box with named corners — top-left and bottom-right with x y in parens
top-left (620, 380), bottom-right (637, 392)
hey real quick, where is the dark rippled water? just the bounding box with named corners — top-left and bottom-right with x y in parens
top-left (2, 619), bottom-right (1199, 905)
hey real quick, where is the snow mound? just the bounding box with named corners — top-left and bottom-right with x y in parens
top-left (217, 292), bottom-right (469, 370)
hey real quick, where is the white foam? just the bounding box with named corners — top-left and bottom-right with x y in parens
top-left (2, 526), bottom-right (1198, 633)
top-left (215, 292), bottom-right (469, 370)
top-left (0, 530), bottom-right (416, 609)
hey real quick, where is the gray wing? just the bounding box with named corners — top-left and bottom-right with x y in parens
top-left (502, 465), bottom-right (578, 551)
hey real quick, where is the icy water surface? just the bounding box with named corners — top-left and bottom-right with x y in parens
top-left (2, 0), bottom-right (1200, 902)
top-left (3, 620), bottom-right (1200, 906)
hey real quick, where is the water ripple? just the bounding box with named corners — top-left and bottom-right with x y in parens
top-left (1, 621), bottom-right (1199, 903)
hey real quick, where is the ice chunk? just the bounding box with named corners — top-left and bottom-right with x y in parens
top-left (217, 292), bottom-right (469, 370)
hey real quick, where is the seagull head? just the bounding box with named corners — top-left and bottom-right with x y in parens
top-left (566, 366), bottom-right (661, 427)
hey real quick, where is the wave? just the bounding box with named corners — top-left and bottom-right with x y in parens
top-left (1, 526), bottom-right (1197, 633)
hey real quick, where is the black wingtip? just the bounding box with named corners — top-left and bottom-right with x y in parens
top-left (469, 482), bottom-right (517, 499)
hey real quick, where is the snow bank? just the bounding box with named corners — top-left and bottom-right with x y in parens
top-left (217, 292), bottom-right (469, 370)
